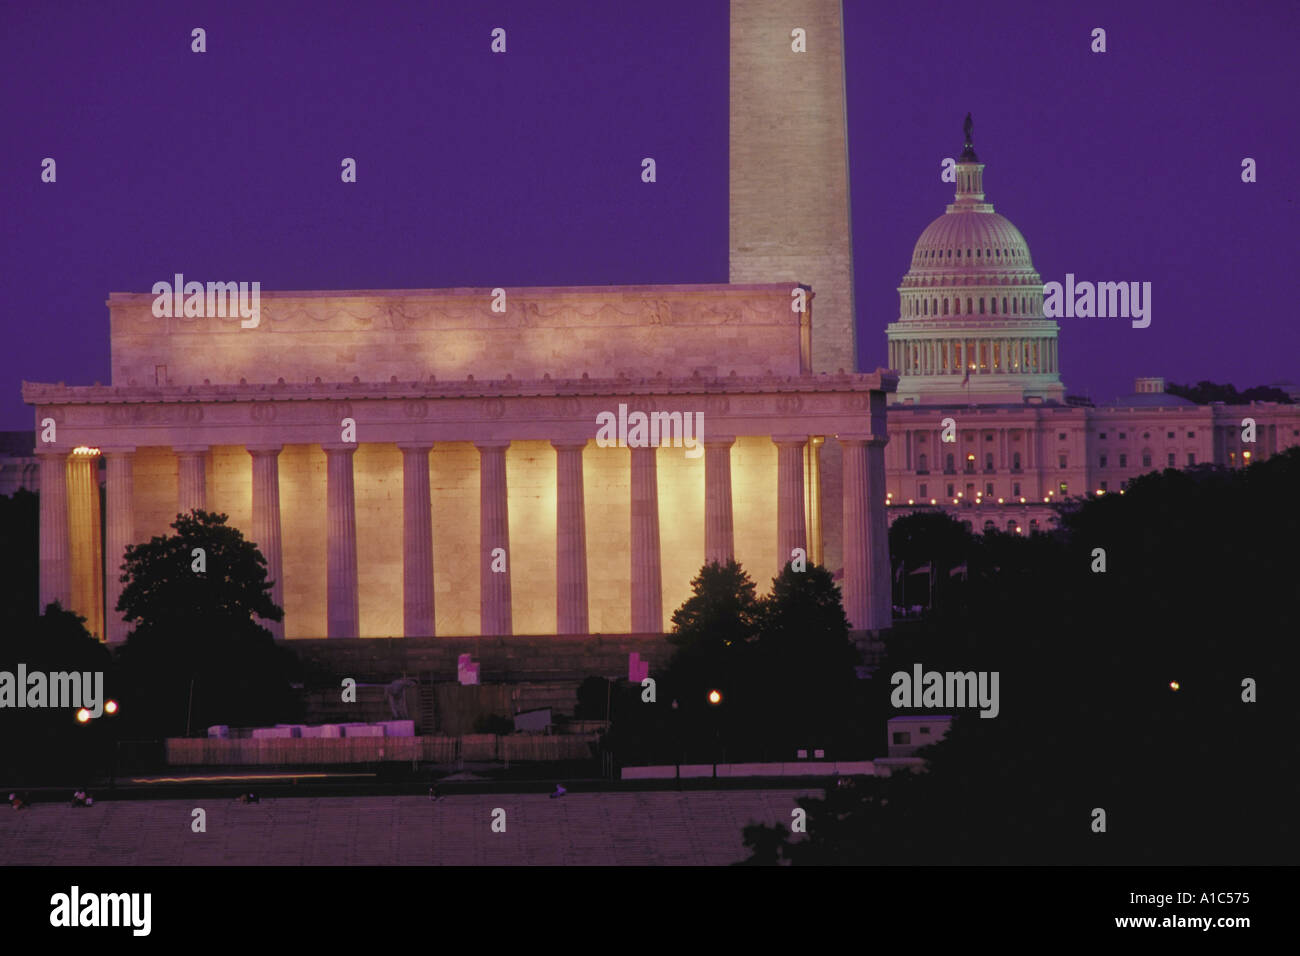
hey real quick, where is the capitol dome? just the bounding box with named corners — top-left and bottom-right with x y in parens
top-left (886, 116), bottom-right (1064, 405)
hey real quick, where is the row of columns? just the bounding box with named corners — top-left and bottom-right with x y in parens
top-left (38, 432), bottom-right (893, 641)
top-left (890, 337), bottom-right (1057, 376)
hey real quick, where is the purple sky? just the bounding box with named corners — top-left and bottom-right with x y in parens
top-left (2, 0), bottom-right (1296, 428)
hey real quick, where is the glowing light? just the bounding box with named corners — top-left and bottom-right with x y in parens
top-left (908, 499), bottom-right (914, 505)
top-left (71, 446), bottom-right (100, 457)
top-left (1169, 681), bottom-right (1180, 691)
top-left (1043, 497), bottom-right (1050, 502)
top-left (997, 497), bottom-right (1004, 504)
top-left (1243, 451), bottom-right (1251, 460)
top-left (930, 498), bottom-right (936, 505)
top-left (1015, 526), bottom-right (1022, 534)
top-left (708, 690), bottom-right (722, 705)
top-left (957, 492), bottom-right (964, 498)
top-left (1019, 497), bottom-right (1026, 503)
top-left (952, 498), bottom-right (958, 504)
top-left (75, 709), bottom-right (91, 723)
top-left (966, 454), bottom-right (976, 461)
top-left (104, 700), bottom-right (118, 715)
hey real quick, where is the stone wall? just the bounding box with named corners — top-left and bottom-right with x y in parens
top-left (109, 284), bottom-right (804, 388)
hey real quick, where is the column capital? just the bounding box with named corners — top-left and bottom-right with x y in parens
top-left (321, 442), bottom-right (359, 455)
top-left (36, 448), bottom-right (68, 459)
top-left (704, 436), bottom-right (736, 448)
top-left (474, 439), bottom-right (512, 450)
top-left (99, 446), bottom-right (137, 457)
top-left (246, 443), bottom-right (284, 456)
top-left (551, 439), bottom-right (589, 451)
top-left (172, 445), bottom-right (210, 455)
top-left (771, 435), bottom-right (810, 446)
top-left (396, 441), bottom-right (434, 452)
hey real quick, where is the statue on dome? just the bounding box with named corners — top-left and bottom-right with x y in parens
top-left (964, 113), bottom-right (973, 145)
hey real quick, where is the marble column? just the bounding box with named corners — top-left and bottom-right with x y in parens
top-left (703, 437), bottom-right (736, 565)
top-left (399, 443), bottom-right (435, 638)
top-left (103, 448), bottom-right (134, 643)
top-left (629, 445), bottom-right (662, 633)
top-left (864, 435), bottom-right (892, 631)
top-left (66, 451), bottom-right (104, 640)
top-left (553, 440), bottom-right (589, 635)
top-left (840, 438), bottom-right (871, 630)
top-left (841, 434), bottom-right (892, 632)
top-left (175, 446), bottom-right (208, 516)
top-left (477, 440), bottom-right (512, 636)
top-left (324, 444), bottom-right (359, 638)
top-left (37, 450), bottom-right (71, 614)
top-left (774, 438), bottom-right (808, 571)
top-left (249, 445), bottom-right (286, 639)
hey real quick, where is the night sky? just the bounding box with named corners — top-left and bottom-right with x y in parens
top-left (1, 0), bottom-right (1296, 429)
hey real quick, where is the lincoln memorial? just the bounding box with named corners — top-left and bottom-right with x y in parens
top-left (20, 2), bottom-right (897, 645)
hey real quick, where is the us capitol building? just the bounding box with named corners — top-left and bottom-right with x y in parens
top-left (882, 123), bottom-right (1299, 535)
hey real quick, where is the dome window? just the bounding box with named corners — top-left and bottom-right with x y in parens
top-left (1002, 297), bottom-right (1008, 313)
top-left (947, 249), bottom-right (952, 258)
top-left (967, 248), bottom-right (972, 257)
top-left (991, 298), bottom-right (996, 314)
top-left (943, 298), bottom-right (949, 315)
top-left (976, 248), bottom-right (981, 257)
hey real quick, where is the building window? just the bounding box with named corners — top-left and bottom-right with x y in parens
top-left (1167, 453), bottom-right (1175, 466)
top-left (1012, 298), bottom-right (1018, 314)
top-left (1142, 453), bottom-right (1152, 467)
top-left (1013, 482), bottom-right (1021, 496)
top-left (917, 453), bottom-right (928, 472)
top-left (1187, 452), bottom-right (1195, 465)
top-left (1099, 432), bottom-right (1107, 439)
top-left (943, 298), bottom-right (949, 315)
top-left (1058, 432), bottom-right (1066, 441)
top-left (1012, 451), bottom-right (1021, 470)
top-left (1119, 454), bottom-right (1127, 467)
top-left (985, 452), bottom-right (994, 471)
top-left (1119, 432), bottom-right (1126, 439)
top-left (1002, 297), bottom-right (1008, 313)
top-left (967, 297), bottom-right (973, 314)
top-left (1029, 519), bottom-right (1039, 530)
top-left (1007, 519), bottom-right (1017, 532)
top-left (1188, 431), bottom-right (1196, 438)
top-left (985, 482), bottom-right (994, 496)
top-left (945, 453), bottom-right (955, 473)
top-left (1059, 482), bottom-right (1068, 495)
top-left (1099, 454), bottom-right (1107, 467)
top-left (892, 732), bottom-right (911, 745)
top-left (947, 484), bottom-right (955, 497)
top-left (1100, 481), bottom-right (1108, 491)
top-left (1167, 431), bottom-right (1175, 439)
top-left (1059, 454), bottom-right (1067, 468)
top-left (1143, 432), bottom-right (1150, 439)
top-left (986, 434), bottom-right (994, 442)
top-left (919, 483), bottom-right (927, 497)
top-left (980, 298), bottom-right (985, 314)
top-left (954, 298), bottom-right (960, 315)
top-left (983, 520), bottom-right (996, 532)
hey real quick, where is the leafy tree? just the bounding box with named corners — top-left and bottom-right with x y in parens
top-left (0, 603), bottom-right (115, 784)
top-left (1166, 379), bottom-right (1293, 405)
top-left (113, 510), bottom-right (298, 737)
top-left (742, 449), bottom-right (1300, 865)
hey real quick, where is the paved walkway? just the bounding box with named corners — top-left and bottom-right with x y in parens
top-left (0, 790), bottom-right (814, 865)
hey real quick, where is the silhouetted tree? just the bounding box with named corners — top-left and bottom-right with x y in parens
top-left (114, 510), bottom-right (298, 737)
